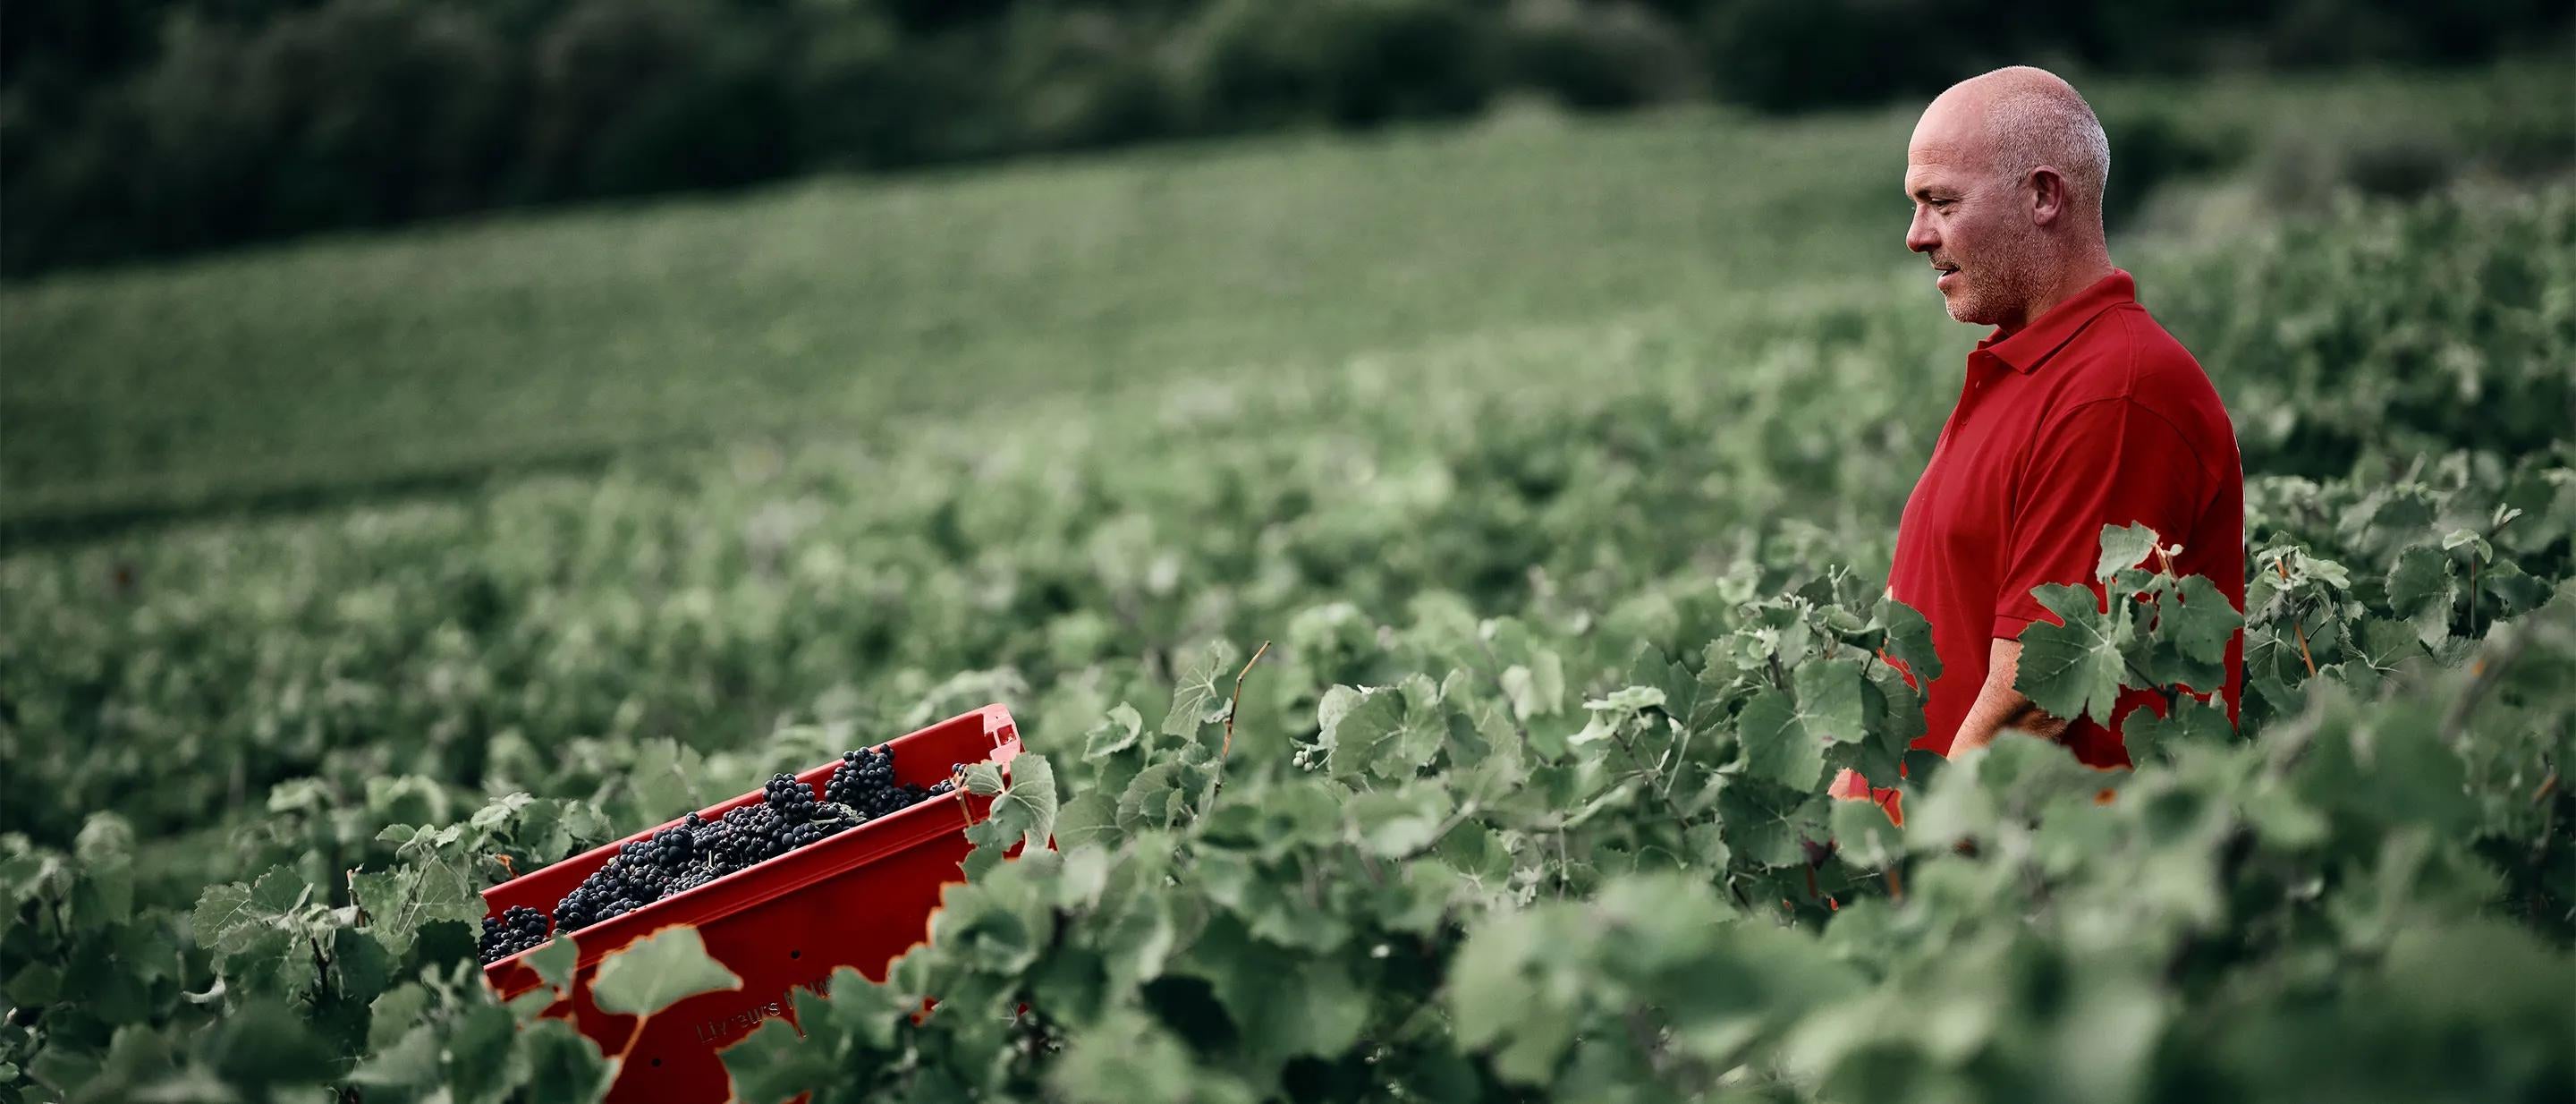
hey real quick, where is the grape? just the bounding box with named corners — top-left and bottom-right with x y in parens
top-left (479, 905), bottom-right (552, 964)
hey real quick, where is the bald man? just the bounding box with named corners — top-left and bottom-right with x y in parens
top-left (1846, 68), bottom-right (2245, 802)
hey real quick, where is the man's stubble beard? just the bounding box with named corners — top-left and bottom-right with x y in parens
top-left (1945, 225), bottom-right (2048, 328)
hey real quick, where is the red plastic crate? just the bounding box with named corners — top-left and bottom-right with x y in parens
top-left (479, 704), bottom-right (1026, 1104)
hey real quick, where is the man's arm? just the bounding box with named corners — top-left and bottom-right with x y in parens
top-left (1947, 637), bottom-right (2068, 754)
top-left (1969, 399), bottom-right (2208, 755)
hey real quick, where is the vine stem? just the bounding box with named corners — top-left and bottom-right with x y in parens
top-left (1385, 801), bottom-right (1485, 864)
top-left (2465, 508), bottom-right (2521, 642)
top-left (1605, 724), bottom-right (1690, 828)
top-left (1221, 640), bottom-right (1272, 760)
top-left (2276, 556), bottom-right (2318, 677)
top-left (308, 932), bottom-right (336, 1005)
top-left (1602, 716), bottom-right (1754, 912)
top-left (1192, 640), bottom-right (1273, 821)
top-left (950, 766), bottom-right (979, 834)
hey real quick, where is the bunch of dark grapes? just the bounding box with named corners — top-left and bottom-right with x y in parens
top-left (479, 905), bottom-right (552, 964)
top-left (551, 884), bottom-right (600, 931)
top-left (548, 850), bottom-right (661, 938)
top-left (784, 817), bottom-right (850, 850)
top-left (764, 773), bottom-right (819, 823)
top-left (529, 750), bottom-right (979, 947)
top-left (826, 747), bottom-right (895, 809)
top-left (651, 824), bottom-right (696, 876)
top-left (617, 839), bottom-right (676, 901)
top-left (716, 804), bottom-right (789, 868)
top-left (827, 745), bottom-right (948, 820)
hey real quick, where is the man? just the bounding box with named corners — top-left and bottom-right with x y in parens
top-left (1835, 67), bottom-right (2245, 811)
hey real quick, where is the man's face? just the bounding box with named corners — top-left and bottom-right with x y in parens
top-left (1904, 114), bottom-right (2039, 327)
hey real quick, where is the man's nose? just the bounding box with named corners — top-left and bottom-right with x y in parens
top-left (1905, 209), bottom-right (1937, 254)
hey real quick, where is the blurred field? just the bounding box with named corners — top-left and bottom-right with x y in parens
top-left (4, 59), bottom-right (2565, 537)
top-left (2, 45), bottom-right (2572, 1098)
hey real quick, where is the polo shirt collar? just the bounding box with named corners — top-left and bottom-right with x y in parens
top-left (1975, 268), bottom-right (2135, 373)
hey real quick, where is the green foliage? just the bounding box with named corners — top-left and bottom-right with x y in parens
top-left (2158, 185), bottom-right (2576, 477)
top-left (0, 179), bottom-right (2570, 1102)
top-left (2015, 522), bottom-right (2244, 726)
top-left (693, 528), bottom-right (2572, 1103)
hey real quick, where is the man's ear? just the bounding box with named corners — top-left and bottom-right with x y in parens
top-left (2027, 166), bottom-right (2068, 227)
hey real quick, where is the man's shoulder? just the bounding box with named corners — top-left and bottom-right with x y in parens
top-left (2106, 301), bottom-right (2206, 371)
top-left (2057, 306), bottom-right (2223, 411)
top-left (2053, 305), bottom-right (2238, 466)
top-left (2060, 302), bottom-right (2198, 380)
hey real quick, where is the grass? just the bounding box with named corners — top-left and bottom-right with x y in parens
top-left (2, 57), bottom-right (2564, 536)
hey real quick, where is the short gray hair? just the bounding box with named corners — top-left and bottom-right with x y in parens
top-left (1980, 68), bottom-right (2111, 219)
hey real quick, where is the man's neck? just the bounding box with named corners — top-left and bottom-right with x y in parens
top-left (1996, 255), bottom-right (2117, 335)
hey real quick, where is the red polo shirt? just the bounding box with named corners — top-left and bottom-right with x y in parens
top-left (1885, 268), bottom-right (2244, 771)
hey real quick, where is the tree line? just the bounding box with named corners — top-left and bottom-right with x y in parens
top-left (2, 0), bottom-right (2564, 277)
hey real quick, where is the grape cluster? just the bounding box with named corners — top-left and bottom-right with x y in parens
top-left (512, 743), bottom-right (968, 956)
top-left (826, 747), bottom-right (894, 807)
top-left (764, 773), bottom-right (819, 823)
top-left (830, 746), bottom-right (960, 819)
top-left (651, 820), bottom-right (698, 870)
top-left (479, 905), bottom-right (551, 964)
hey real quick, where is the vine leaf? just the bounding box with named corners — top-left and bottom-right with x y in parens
top-left (590, 927), bottom-right (741, 1017)
top-left (519, 1018), bottom-right (619, 1104)
top-left (723, 1014), bottom-right (837, 1104)
top-left (348, 1024), bottom-right (443, 1092)
top-left (1084, 702), bottom-right (1146, 760)
top-left (1047, 1009), bottom-right (1195, 1104)
top-left (2123, 693), bottom-right (2234, 762)
top-left (1055, 790), bottom-right (1119, 851)
top-left (2385, 546), bottom-right (2460, 646)
top-left (193, 867), bottom-right (308, 956)
top-left (1162, 641), bottom-right (1239, 740)
top-left (2095, 522), bottom-right (2161, 580)
top-left (2015, 584), bottom-right (2131, 725)
top-left (1739, 687), bottom-right (1826, 791)
top-left (1874, 596), bottom-right (1944, 684)
top-left (1793, 658), bottom-right (1867, 744)
top-left (1318, 685), bottom-right (1443, 782)
top-left (525, 932), bottom-right (579, 998)
top-left (966, 752), bottom-right (1060, 859)
top-left (1717, 778), bottom-right (1831, 868)
top-left (2165, 573), bottom-right (2242, 665)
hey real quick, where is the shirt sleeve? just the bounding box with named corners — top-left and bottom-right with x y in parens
top-left (1992, 397), bottom-right (2209, 639)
